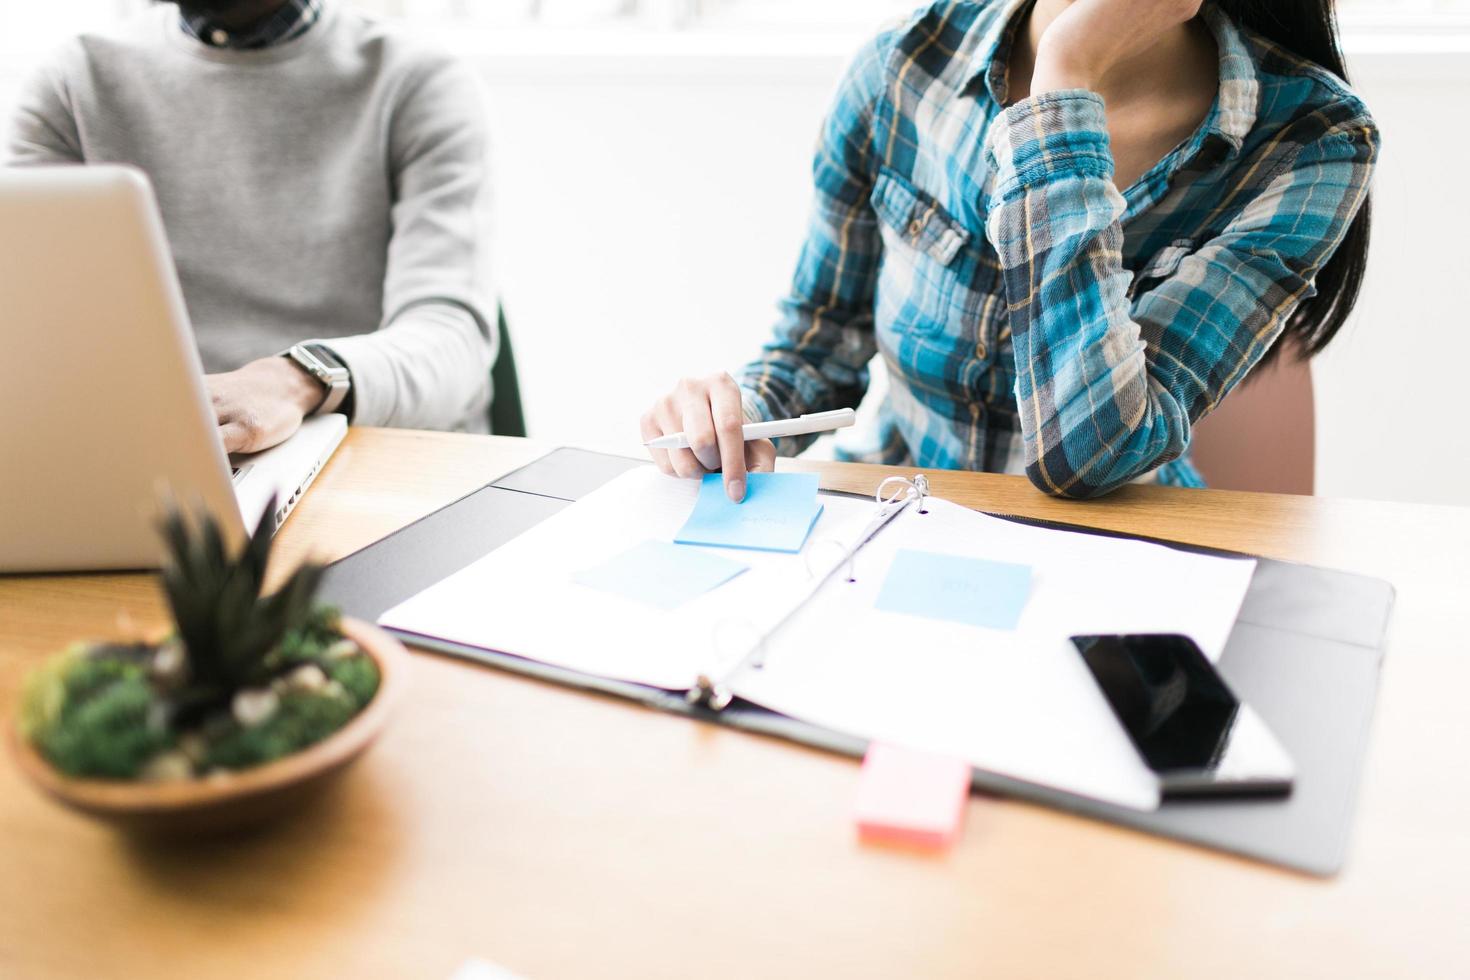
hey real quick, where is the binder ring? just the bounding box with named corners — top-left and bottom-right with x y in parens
top-left (689, 619), bottom-right (763, 710)
top-left (876, 473), bottom-right (930, 512)
top-left (689, 471), bottom-right (930, 712)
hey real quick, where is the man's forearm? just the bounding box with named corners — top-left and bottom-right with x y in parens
top-left (320, 301), bottom-right (496, 431)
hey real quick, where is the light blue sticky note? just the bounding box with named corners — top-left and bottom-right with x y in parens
top-left (574, 540), bottom-right (749, 610)
top-left (875, 549), bottom-right (1033, 630)
top-left (674, 472), bottom-right (824, 554)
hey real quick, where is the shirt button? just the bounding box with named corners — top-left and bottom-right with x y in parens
top-left (908, 218), bottom-right (924, 237)
top-left (975, 340), bottom-right (987, 359)
top-left (210, 28), bottom-right (229, 46)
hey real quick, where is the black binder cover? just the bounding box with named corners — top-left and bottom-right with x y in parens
top-left (319, 449), bottom-right (1392, 876)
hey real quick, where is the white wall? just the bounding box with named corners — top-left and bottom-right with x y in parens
top-left (1310, 47), bottom-right (1470, 506)
top-left (477, 46), bottom-right (834, 458)
top-left (3, 28), bottom-right (1467, 506)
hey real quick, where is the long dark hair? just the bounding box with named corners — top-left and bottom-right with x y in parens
top-left (1215, 0), bottom-right (1371, 364)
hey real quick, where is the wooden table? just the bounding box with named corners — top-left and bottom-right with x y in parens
top-left (2, 428), bottom-right (1467, 979)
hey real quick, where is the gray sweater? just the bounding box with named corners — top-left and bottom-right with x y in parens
top-left (5, 3), bottom-right (496, 432)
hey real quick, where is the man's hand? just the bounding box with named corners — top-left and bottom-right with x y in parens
top-left (206, 355), bottom-right (325, 455)
top-left (641, 373), bottom-right (776, 503)
top-left (1029, 0), bottom-right (1204, 95)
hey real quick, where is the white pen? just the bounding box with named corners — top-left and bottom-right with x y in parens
top-left (643, 408), bottom-right (856, 450)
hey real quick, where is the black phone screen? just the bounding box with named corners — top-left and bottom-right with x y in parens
top-left (1071, 633), bottom-right (1240, 773)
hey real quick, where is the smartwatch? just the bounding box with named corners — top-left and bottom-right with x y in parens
top-left (281, 343), bottom-right (351, 416)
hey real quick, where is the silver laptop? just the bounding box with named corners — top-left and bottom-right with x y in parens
top-left (0, 165), bottom-right (346, 572)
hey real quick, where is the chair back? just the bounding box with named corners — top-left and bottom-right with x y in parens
top-left (490, 305), bottom-right (527, 438)
top-left (1189, 350), bottom-right (1315, 495)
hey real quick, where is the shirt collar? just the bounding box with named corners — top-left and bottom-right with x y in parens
top-left (968, 0), bottom-right (1034, 107)
top-left (180, 0), bottom-right (323, 51)
top-left (1200, 3), bottom-right (1259, 157)
top-left (969, 0), bottom-right (1260, 158)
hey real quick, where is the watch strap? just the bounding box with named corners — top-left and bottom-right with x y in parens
top-left (283, 343), bottom-right (351, 417)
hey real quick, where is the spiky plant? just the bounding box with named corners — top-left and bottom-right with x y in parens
top-left (157, 499), bottom-right (324, 710)
top-left (20, 498), bottom-right (379, 781)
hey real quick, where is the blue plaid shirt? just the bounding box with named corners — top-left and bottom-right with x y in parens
top-left (738, 0), bottom-right (1377, 497)
top-left (180, 0), bottom-right (322, 50)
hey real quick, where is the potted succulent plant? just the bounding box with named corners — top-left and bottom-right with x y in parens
top-left (12, 502), bottom-right (407, 833)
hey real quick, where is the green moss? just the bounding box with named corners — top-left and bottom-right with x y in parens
top-left (18, 646), bottom-right (82, 740)
top-left (201, 687), bottom-right (357, 771)
top-left (328, 655), bottom-right (380, 709)
top-left (29, 655), bottom-right (171, 779)
top-left (21, 602), bottom-right (375, 782)
top-left (75, 653), bottom-right (150, 697)
top-left (270, 605), bottom-right (344, 669)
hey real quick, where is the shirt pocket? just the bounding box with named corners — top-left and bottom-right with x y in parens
top-left (1128, 239), bottom-right (1194, 299)
top-left (871, 169), bottom-right (974, 339)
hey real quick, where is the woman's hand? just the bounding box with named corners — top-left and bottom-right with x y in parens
top-left (1029, 0), bottom-right (1204, 96)
top-left (641, 373), bottom-right (776, 502)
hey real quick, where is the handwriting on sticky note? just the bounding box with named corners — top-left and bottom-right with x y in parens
top-left (874, 549), bottom-right (1032, 630)
top-left (855, 742), bottom-right (971, 849)
top-left (573, 540), bottom-right (748, 609)
top-left (673, 472), bottom-right (824, 553)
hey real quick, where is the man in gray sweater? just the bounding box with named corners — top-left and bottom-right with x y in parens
top-left (5, 0), bottom-right (497, 452)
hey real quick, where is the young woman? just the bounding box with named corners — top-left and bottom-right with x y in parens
top-left (641, 0), bottom-right (1376, 501)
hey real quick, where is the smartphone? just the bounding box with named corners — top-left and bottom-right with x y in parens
top-left (1071, 633), bottom-right (1294, 798)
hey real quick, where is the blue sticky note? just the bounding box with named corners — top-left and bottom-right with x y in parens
top-left (574, 541), bottom-right (749, 610)
top-left (674, 472), bottom-right (824, 553)
top-left (875, 549), bottom-right (1033, 630)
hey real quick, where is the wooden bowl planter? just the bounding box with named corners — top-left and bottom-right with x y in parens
top-left (12, 618), bottom-right (408, 836)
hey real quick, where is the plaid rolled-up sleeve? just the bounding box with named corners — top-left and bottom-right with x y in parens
top-left (985, 91), bottom-right (1377, 498)
top-left (735, 35), bottom-right (894, 453)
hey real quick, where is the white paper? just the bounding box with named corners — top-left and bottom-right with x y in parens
top-left (731, 497), bottom-right (1257, 812)
top-left (380, 467), bottom-right (876, 690)
top-left (380, 468), bottom-right (1257, 812)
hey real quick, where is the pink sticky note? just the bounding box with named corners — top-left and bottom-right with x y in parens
top-left (854, 743), bottom-right (971, 849)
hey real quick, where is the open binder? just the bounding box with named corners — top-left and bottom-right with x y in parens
top-left (319, 448), bottom-right (1394, 876)
top-left (378, 459), bottom-right (1263, 812)
top-left (688, 472), bottom-right (931, 710)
